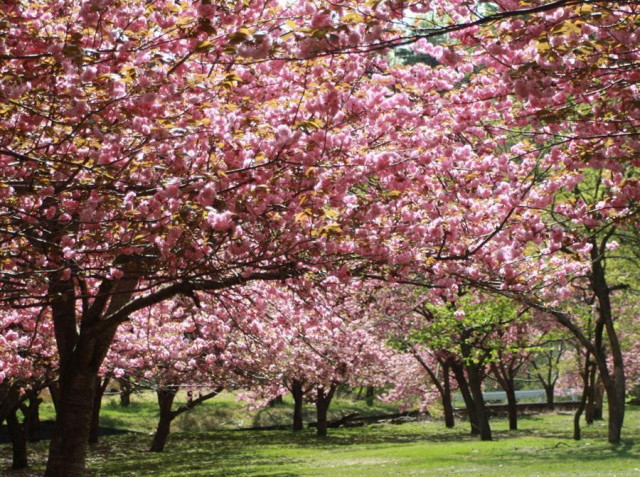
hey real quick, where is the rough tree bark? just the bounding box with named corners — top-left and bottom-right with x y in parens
top-left (150, 386), bottom-right (223, 452)
top-left (441, 362), bottom-right (455, 429)
top-left (543, 383), bottom-right (555, 410)
top-left (44, 268), bottom-right (293, 475)
top-left (150, 388), bottom-right (177, 453)
top-left (291, 379), bottom-right (305, 432)
top-left (491, 362), bottom-right (518, 431)
top-left (24, 395), bottom-right (42, 443)
top-left (7, 406), bottom-right (28, 470)
top-left (466, 361), bottom-right (492, 441)
top-left (451, 361), bottom-right (479, 436)
top-left (0, 385), bottom-right (21, 432)
top-left (365, 386), bottom-right (375, 407)
top-left (89, 376), bottom-right (111, 444)
top-left (45, 274), bottom-right (134, 477)
top-left (315, 384), bottom-right (337, 437)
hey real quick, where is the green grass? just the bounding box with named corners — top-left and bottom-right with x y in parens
top-left (2, 397), bottom-right (640, 476)
top-left (97, 390), bottom-right (400, 433)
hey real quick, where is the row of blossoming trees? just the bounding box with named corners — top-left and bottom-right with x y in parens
top-left (1, 0), bottom-right (639, 475)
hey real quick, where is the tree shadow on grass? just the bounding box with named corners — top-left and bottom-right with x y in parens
top-left (87, 427), bottom-right (639, 477)
top-left (7, 414), bottom-right (636, 477)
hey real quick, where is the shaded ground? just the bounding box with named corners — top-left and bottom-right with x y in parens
top-left (2, 414), bottom-right (639, 477)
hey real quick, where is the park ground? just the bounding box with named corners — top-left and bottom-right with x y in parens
top-left (1, 392), bottom-right (639, 476)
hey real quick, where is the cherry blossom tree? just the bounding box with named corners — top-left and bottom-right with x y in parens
top-left (105, 299), bottom-right (230, 452)
top-left (0, 307), bottom-right (57, 469)
top-left (0, 2), bottom-right (445, 472)
top-left (234, 281), bottom-right (396, 436)
top-left (3, 1), bottom-right (639, 472)
top-left (393, 1), bottom-right (640, 444)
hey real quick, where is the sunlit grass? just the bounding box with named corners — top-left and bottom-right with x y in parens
top-left (2, 397), bottom-right (639, 476)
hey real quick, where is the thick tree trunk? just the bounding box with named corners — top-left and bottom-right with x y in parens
top-left (45, 365), bottom-right (98, 477)
top-left (89, 377), bottom-right (110, 444)
top-left (365, 386), bottom-right (375, 407)
top-left (45, 271), bottom-right (138, 476)
top-left (467, 363), bottom-right (492, 441)
top-left (25, 395), bottom-right (42, 443)
top-left (150, 388), bottom-right (178, 453)
top-left (452, 361), bottom-right (479, 435)
top-left (315, 385), bottom-right (336, 437)
top-left (8, 407), bottom-right (28, 470)
top-left (603, 374), bottom-right (625, 444)
top-left (0, 385), bottom-right (21, 427)
top-left (291, 380), bottom-right (305, 432)
top-left (544, 384), bottom-right (555, 410)
top-left (315, 398), bottom-right (328, 437)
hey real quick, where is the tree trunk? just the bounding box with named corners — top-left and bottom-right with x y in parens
top-left (410, 351), bottom-right (454, 428)
top-left (315, 385), bottom-right (336, 437)
top-left (20, 393), bottom-right (43, 444)
top-left (45, 366), bottom-right (98, 477)
top-left (452, 361), bottom-right (479, 435)
top-left (505, 386), bottom-right (518, 431)
top-left (490, 361), bottom-right (518, 431)
top-left (7, 406), bottom-right (28, 470)
top-left (592, 375), bottom-right (604, 421)
top-left (442, 364), bottom-right (455, 429)
top-left (574, 393), bottom-right (587, 441)
top-left (0, 385), bottom-right (21, 427)
top-left (45, 271), bottom-right (137, 476)
top-left (269, 395), bottom-right (284, 407)
top-left (365, 386), bottom-right (375, 407)
top-left (291, 380), bottom-right (305, 432)
top-left (26, 396), bottom-right (42, 443)
top-left (544, 383), bottom-right (555, 410)
top-left (603, 374), bottom-right (625, 444)
top-left (150, 388), bottom-right (178, 453)
top-left (315, 394), bottom-right (329, 437)
top-left (119, 378), bottom-right (132, 407)
top-left (585, 364), bottom-right (598, 424)
top-left (467, 363), bottom-right (491, 441)
top-left (45, 317), bottom-right (121, 475)
top-left (89, 376), bottom-right (110, 444)
top-left (574, 349), bottom-right (592, 440)
top-left (48, 382), bottom-right (61, 415)
top-left (590, 236), bottom-right (625, 444)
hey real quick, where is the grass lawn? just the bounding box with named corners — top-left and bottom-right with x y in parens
top-left (2, 393), bottom-right (639, 476)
